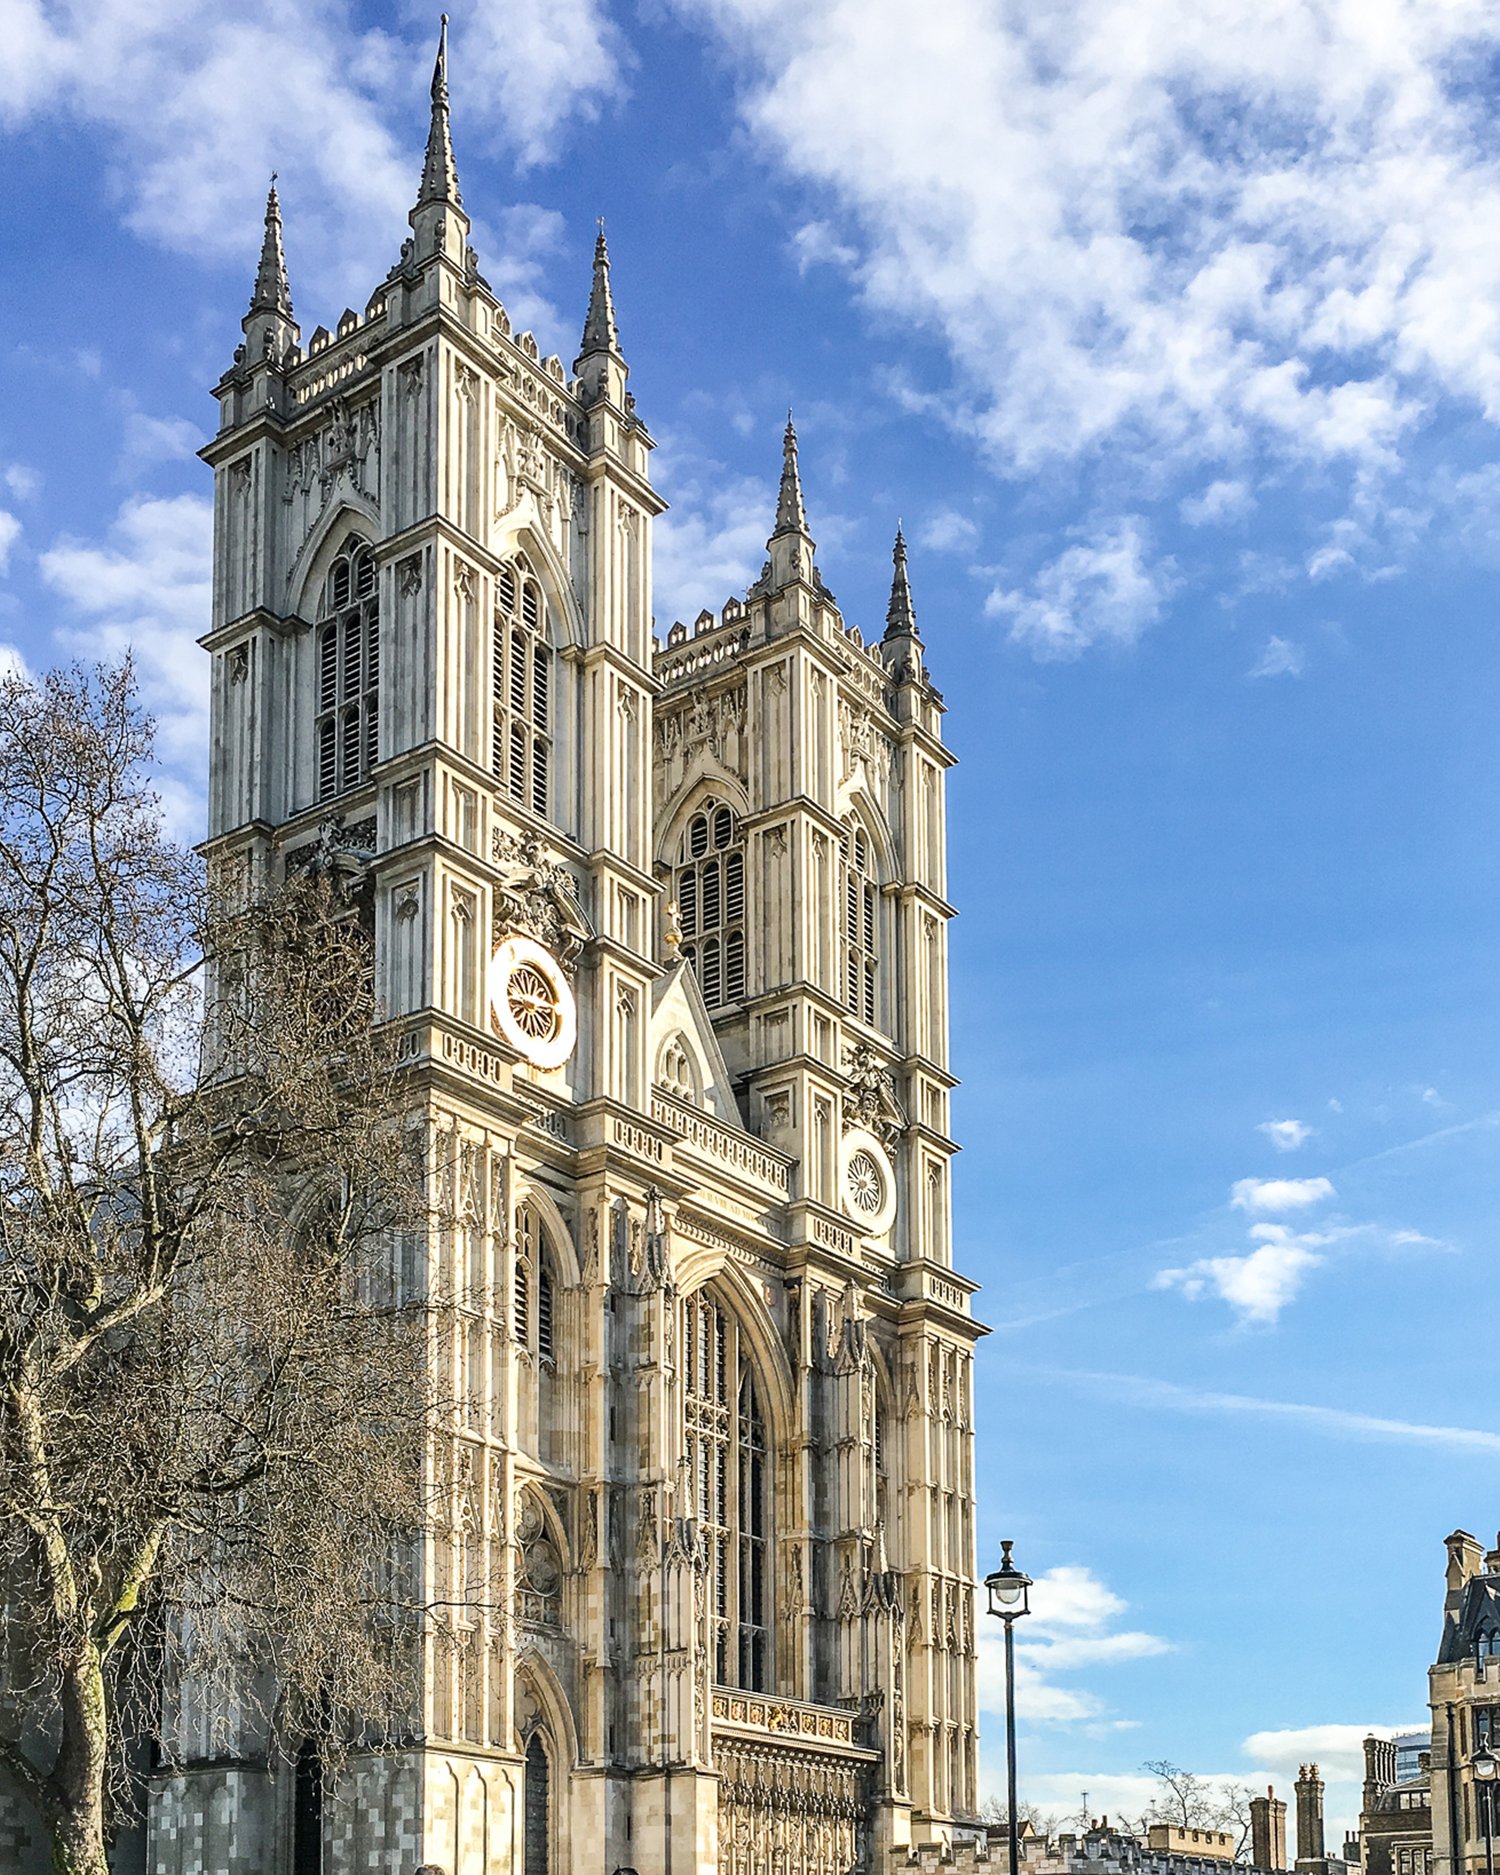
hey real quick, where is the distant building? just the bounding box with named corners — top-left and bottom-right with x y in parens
top-left (1397, 1736), bottom-right (1434, 1787)
top-left (1431, 1531), bottom-right (1500, 1875)
top-left (1359, 1734), bottom-right (1432, 1875)
top-left (1019, 1819), bottom-right (1283, 1875)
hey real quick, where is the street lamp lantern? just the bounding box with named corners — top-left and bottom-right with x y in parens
top-left (985, 1539), bottom-right (1033, 1621)
top-left (984, 1541), bottom-right (1034, 1875)
top-left (1474, 1747), bottom-right (1498, 1875)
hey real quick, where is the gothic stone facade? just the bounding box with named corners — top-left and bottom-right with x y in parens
top-left (19, 31), bottom-right (983, 1875)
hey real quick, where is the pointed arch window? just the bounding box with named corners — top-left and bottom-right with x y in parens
top-left (512, 1201), bottom-right (557, 1365)
top-left (676, 799), bottom-right (746, 1009)
top-left (684, 1292), bottom-right (768, 1689)
top-left (292, 1738), bottom-right (323, 1875)
top-left (494, 559), bottom-right (552, 818)
top-left (315, 536), bottom-right (379, 801)
top-left (524, 1732), bottom-right (552, 1875)
top-left (839, 821), bottom-right (878, 1026)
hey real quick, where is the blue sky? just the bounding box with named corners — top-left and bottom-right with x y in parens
top-left (3, 0), bottom-right (1500, 1838)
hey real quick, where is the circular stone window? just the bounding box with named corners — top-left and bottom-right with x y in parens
top-left (838, 1127), bottom-right (897, 1237)
top-left (489, 935), bottom-right (577, 1070)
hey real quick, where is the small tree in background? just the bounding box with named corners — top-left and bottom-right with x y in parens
top-left (0, 663), bottom-right (435, 1875)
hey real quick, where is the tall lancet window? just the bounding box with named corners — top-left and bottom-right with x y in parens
top-left (523, 1732), bottom-right (551, 1875)
top-left (684, 1292), bottom-right (768, 1690)
top-left (315, 536), bottom-right (379, 801)
top-left (493, 559), bottom-right (552, 818)
top-left (840, 820), bottom-right (878, 1026)
top-left (675, 800), bottom-right (746, 1008)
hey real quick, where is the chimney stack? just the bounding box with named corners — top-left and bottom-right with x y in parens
top-left (1295, 1765), bottom-right (1326, 1869)
top-left (1251, 1787), bottom-right (1288, 1871)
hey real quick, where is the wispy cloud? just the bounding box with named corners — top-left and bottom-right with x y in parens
top-left (1250, 635), bottom-right (1306, 678)
top-left (1035, 1368), bottom-right (1500, 1456)
top-left (985, 517), bottom-right (1176, 659)
top-left (977, 1564), bottom-right (1170, 1732)
top-left (1257, 1119), bottom-right (1312, 1152)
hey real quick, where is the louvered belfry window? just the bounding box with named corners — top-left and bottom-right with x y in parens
top-left (315, 537), bottom-right (379, 801)
top-left (493, 560), bottom-right (551, 819)
top-left (684, 1292), bottom-right (768, 1690)
top-left (676, 799), bottom-right (746, 1009)
top-left (840, 821), bottom-right (878, 1026)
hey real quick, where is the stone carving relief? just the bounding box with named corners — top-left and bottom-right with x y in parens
top-left (490, 828), bottom-right (592, 972)
top-left (841, 1041), bottom-right (907, 1148)
top-left (654, 683), bottom-right (748, 779)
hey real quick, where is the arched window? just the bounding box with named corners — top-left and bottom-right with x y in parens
top-left (494, 559), bottom-right (552, 818)
top-left (292, 1738), bottom-right (323, 1875)
top-left (514, 1201), bottom-right (560, 1463)
top-left (839, 821), bottom-right (878, 1025)
top-left (524, 1732), bottom-right (551, 1875)
top-left (684, 1292), bottom-right (768, 1689)
top-left (676, 800), bottom-right (746, 1009)
top-left (315, 536), bottom-right (379, 801)
top-left (513, 1202), bottom-right (557, 1364)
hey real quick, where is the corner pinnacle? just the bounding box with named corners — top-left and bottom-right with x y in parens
top-left (248, 176), bottom-right (293, 320)
top-left (773, 412), bottom-right (809, 538)
top-left (884, 524), bottom-right (919, 640)
top-left (416, 14), bottom-right (462, 210)
top-left (579, 218), bottom-right (620, 358)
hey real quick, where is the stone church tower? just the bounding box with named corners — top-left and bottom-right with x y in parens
top-left (155, 24), bottom-right (984, 1875)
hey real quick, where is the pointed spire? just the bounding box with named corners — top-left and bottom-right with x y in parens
top-left (884, 524), bottom-right (919, 640)
top-left (579, 220), bottom-right (621, 357)
top-left (773, 411), bottom-right (809, 538)
top-left (416, 15), bottom-right (462, 209)
top-left (248, 176), bottom-right (292, 320)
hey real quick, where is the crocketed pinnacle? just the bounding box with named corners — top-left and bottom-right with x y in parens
top-left (248, 176), bottom-right (293, 319)
top-left (772, 412), bottom-right (809, 538)
top-left (579, 221), bottom-right (620, 357)
top-left (884, 525), bottom-right (919, 640)
top-left (416, 15), bottom-right (462, 209)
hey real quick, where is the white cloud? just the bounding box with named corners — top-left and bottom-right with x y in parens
top-left (1180, 479), bottom-right (1255, 527)
top-left (1250, 635), bottom-right (1306, 678)
top-left (1155, 1226), bottom-right (1327, 1326)
top-left (0, 510), bottom-right (20, 574)
top-left (653, 438), bottom-right (775, 629)
top-left (0, 2), bottom-right (617, 315)
top-left (986, 517), bottom-right (1175, 659)
top-left (39, 494), bottom-right (214, 770)
top-left (1230, 1176), bottom-right (1335, 1213)
top-left (3, 465), bottom-right (40, 501)
top-left (920, 508), bottom-right (979, 554)
top-left (120, 409), bottom-right (205, 480)
top-left (1243, 1723), bottom-right (1424, 1788)
top-left (675, 0), bottom-right (1500, 576)
top-left (976, 1564), bottom-right (1171, 1733)
top-left (1258, 1118), bottom-right (1312, 1152)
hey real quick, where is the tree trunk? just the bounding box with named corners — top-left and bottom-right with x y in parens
top-left (48, 1648), bottom-right (112, 1875)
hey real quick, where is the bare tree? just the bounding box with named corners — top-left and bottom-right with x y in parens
top-left (0, 663), bottom-right (436, 1875)
top-left (1140, 1763), bottom-right (1258, 1860)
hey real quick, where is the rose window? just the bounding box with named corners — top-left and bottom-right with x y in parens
top-left (507, 962), bottom-right (561, 1043)
top-left (847, 1150), bottom-right (884, 1215)
top-left (490, 935), bottom-right (577, 1070)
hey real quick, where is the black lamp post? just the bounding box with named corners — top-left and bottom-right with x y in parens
top-left (984, 1540), bottom-right (1033, 1875)
top-left (1474, 1748), bottom-right (1497, 1875)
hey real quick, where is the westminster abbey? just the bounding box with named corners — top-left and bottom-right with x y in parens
top-left (83, 22), bottom-right (983, 1875)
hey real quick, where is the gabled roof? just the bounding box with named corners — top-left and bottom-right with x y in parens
top-left (1438, 1571), bottom-right (1500, 1663)
top-left (648, 959), bottom-right (743, 1126)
